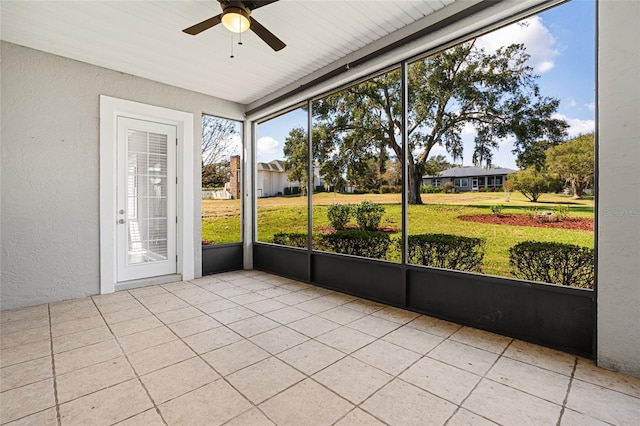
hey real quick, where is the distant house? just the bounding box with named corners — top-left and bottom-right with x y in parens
top-left (256, 159), bottom-right (324, 197)
top-left (422, 166), bottom-right (517, 192)
top-left (256, 160), bottom-right (293, 197)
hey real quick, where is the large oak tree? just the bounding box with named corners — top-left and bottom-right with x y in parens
top-left (302, 40), bottom-right (567, 204)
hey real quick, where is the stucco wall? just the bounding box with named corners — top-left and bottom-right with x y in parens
top-left (1, 41), bottom-right (244, 310)
top-left (597, 2), bottom-right (640, 377)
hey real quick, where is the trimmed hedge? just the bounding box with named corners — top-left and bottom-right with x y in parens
top-left (272, 232), bottom-right (308, 249)
top-left (407, 233), bottom-right (485, 272)
top-left (509, 241), bottom-right (594, 289)
top-left (421, 185), bottom-right (442, 194)
top-left (284, 187), bottom-right (301, 195)
top-left (380, 185), bottom-right (402, 194)
top-left (320, 230), bottom-right (391, 259)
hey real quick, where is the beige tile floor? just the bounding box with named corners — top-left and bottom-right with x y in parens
top-left (1, 270), bottom-right (639, 426)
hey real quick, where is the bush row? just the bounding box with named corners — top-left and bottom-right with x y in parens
top-left (406, 234), bottom-right (485, 272)
top-left (509, 241), bottom-right (594, 289)
top-left (271, 233), bottom-right (594, 289)
top-left (272, 232), bottom-right (308, 248)
top-left (321, 230), bottom-right (391, 259)
top-left (284, 187), bottom-right (301, 195)
top-left (272, 232), bottom-right (486, 270)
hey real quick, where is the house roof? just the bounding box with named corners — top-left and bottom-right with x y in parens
top-left (424, 166), bottom-right (517, 179)
top-left (257, 160), bottom-right (286, 172)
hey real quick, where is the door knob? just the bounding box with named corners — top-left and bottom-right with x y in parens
top-left (118, 219), bottom-right (126, 224)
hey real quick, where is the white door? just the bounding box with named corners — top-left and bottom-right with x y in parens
top-left (117, 117), bottom-right (177, 282)
top-left (472, 177), bottom-right (479, 191)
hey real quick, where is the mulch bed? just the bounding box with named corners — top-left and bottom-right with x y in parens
top-left (458, 214), bottom-right (594, 231)
top-left (314, 225), bottom-right (400, 234)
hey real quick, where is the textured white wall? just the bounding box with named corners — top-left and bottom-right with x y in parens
top-left (1, 41), bottom-right (244, 310)
top-left (597, 2), bottom-right (640, 377)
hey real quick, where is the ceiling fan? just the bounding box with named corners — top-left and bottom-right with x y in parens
top-left (182, 0), bottom-right (286, 52)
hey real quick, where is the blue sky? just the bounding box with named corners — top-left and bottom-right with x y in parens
top-left (256, 0), bottom-right (595, 168)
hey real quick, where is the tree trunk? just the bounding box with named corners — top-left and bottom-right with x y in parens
top-left (408, 171), bottom-right (423, 205)
top-left (571, 180), bottom-right (583, 199)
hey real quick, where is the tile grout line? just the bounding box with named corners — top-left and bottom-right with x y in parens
top-left (442, 336), bottom-right (515, 426)
top-left (556, 356), bottom-right (578, 426)
top-left (500, 350), bottom-right (577, 379)
top-left (90, 294), bottom-right (170, 426)
top-left (207, 278), bottom-right (469, 425)
top-left (143, 282), bottom-right (282, 425)
top-left (13, 272), bottom-right (630, 426)
top-left (320, 317), bottom-right (458, 425)
top-left (171, 276), bottom-right (386, 424)
top-left (47, 304), bottom-right (62, 426)
top-left (351, 325), bottom-right (460, 424)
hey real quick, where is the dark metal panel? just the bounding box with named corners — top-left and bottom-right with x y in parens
top-left (202, 244), bottom-right (243, 275)
top-left (253, 243), bottom-right (309, 281)
top-left (312, 252), bottom-right (404, 306)
top-left (407, 267), bottom-right (594, 357)
top-left (252, 245), bottom-right (594, 357)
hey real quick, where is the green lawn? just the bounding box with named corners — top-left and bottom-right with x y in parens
top-left (202, 191), bottom-right (594, 278)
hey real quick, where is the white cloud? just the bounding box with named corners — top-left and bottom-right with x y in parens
top-left (461, 122), bottom-right (476, 136)
top-left (497, 134), bottom-right (516, 147)
top-left (553, 113), bottom-right (595, 137)
top-left (477, 16), bottom-right (559, 74)
top-left (585, 102), bottom-right (596, 112)
top-left (429, 144), bottom-right (448, 155)
top-left (256, 136), bottom-right (279, 157)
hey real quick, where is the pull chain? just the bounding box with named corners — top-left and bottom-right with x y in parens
top-left (230, 32), bottom-right (234, 58)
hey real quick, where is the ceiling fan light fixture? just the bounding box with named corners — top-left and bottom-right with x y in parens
top-left (221, 7), bottom-right (250, 33)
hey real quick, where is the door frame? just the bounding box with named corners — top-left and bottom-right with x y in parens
top-left (100, 95), bottom-right (195, 294)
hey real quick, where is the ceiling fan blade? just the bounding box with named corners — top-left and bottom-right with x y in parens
top-left (182, 14), bottom-right (223, 35)
top-left (246, 1), bottom-right (279, 11)
top-left (250, 18), bottom-right (286, 51)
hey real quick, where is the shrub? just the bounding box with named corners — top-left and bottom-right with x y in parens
top-left (502, 179), bottom-right (515, 193)
top-left (407, 234), bottom-right (485, 272)
top-left (315, 185), bottom-right (326, 193)
top-left (503, 179), bottom-right (514, 202)
top-left (554, 205), bottom-right (570, 220)
top-left (509, 167), bottom-right (552, 202)
top-left (508, 241), bottom-right (594, 289)
top-left (272, 232), bottom-right (308, 249)
top-left (490, 204), bottom-right (504, 216)
top-left (327, 203), bottom-right (353, 230)
top-left (320, 230), bottom-right (391, 259)
top-left (421, 185), bottom-right (441, 194)
top-left (354, 201), bottom-right (385, 231)
top-left (284, 186), bottom-right (301, 196)
top-left (442, 182), bottom-right (455, 193)
top-left (380, 185), bottom-right (402, 194)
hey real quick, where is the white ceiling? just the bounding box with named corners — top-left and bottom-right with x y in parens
top-left (0, 0), bottom-right (459, 106)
